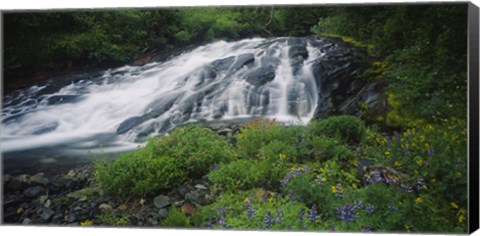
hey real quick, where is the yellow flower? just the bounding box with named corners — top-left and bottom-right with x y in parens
top-left (394, 161), bottom-right (400, 167)
top-left (244, 197), bottom-right (250, 203)
top-left (404, 224), bottom-right (411, 232)
top-left (322, 177), bottom-right (327, 183)
top-left (415, 197), bottom-right (423, 204)
top-left (330, 186), bottom-right (337, 193)
top-left (450, 202), bottom-right (459, 209)
top-left (279, 153), bottom-right (286, 160)
top-left (385, 151), bottom-right (390, 156)
top-left (458, 208), bottom-right (466, 223)
top-left (320, 167), bottom-right (326, 173)
top-left (416, 158), bottom-right (424, 166)
top-left (81, 220), bottom-right (93, 226)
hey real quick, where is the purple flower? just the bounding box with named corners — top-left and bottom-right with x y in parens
top-left (218, 217), bottom-right (226, 228)
top-left (387, 205), bottom-right (399, 211)
top-left (220, 207), bottom-right (227, 216)
top-left (365, 171), bottom-right (384, 184)
top-left (316, 176), bottom-right (323, 185)
top-left (262, 194), bottom-right (269, 202)
top-left (274, 208), bottom-right (283, 223)
top-left (281, 167), bottom-right (307, 187)
top-left (365, 203), bottom-right (375, 214)
top-left (336, 202), bottom-right (361, 222)
top-left (247, 206), bottom-right (256, 220)
top-left (263, 211), bottom-right (274, 229)
top-left (308, 204), bottom-right (319, 222)
top-left (428, 147), bottom-right (435, 157)
top-left (386, 137), bottom-right (392, 148)
top-left (329, 225), bottom-right (336, 231)
top-left (244, 200), bottom-right (251, 207)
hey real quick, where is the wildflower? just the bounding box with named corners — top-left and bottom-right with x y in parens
top-left (451, 202), bottom-right (459, 209)
top-left (386, 137), bottom-right (392, 148)
top-left (416, 158), bottom-right (424, 166)
top-left (279, 153), bottom-right (286, 160)
top-left (218, 217), bottom-right (226, 228)
top-left (365, 203), bottom-right (375, 214)
top-left (458, 208), bottom-right (466, 223)
top-left (394, 161), bottom-right (401, 167)
top-left (329, 225), bottom-right (336, 231)
top-left (247, 205), bottom-right (256, 220)
top-left (243, 199), bottom-right (251, 207)
top-left (274, 208), bottom-right (283, 223)
top-left (316, 176), bottom-right (323, 185)
top-left (387, 205), bottom-right (399, 211)
top-left (262, 194), bottom-right (269, 202)
top-left (263, 211), bottom-right (274, 229)
top-left (308, 204), bottom-right (319, 222)
top-left (365, 171), bottom-right (384, 184)
top-left (336, 202), bottom-right (361, 222)
top-left (415, 197), bottom-right (423, 204)
top-left (281, 167), bottom-right (307, 187)
top-left (220, 207), bottom-right (227, 216)
top-left (80, 220), bottom-right (93, 226)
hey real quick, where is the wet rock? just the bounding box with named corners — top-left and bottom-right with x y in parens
top-left (6, 175), bottom-right (30, 191)
top-left (177, 186), bottom-right (189, 198)
top-left (185, 191), bottom-right (211, 205)
top-left (32, 123), bottom-right (58, 135)
top-left (40, 208), bottom-right (55, 222)
top-left (158, 208), bottom-right (169, 219)
top-left (153, 195), bottom-right (171, 209)
top-left (38, 195), bottom-right (48, 205)
top-left (99, 203), bottom-right (113, 213)
top-left (66, 213), bottom-right (77, 223)
top-left (194, 184), bottom-right (207, 190)
top-left (46, 181), bottom-right (63, 194)
top-left (24, 186), bottom-right (45, 198)
top-left (22, 218), bottom-right (32, 225)
top-left (30, 172), bottom-right (48, 186)
top-left (244, 64), bottom-right (276, 87)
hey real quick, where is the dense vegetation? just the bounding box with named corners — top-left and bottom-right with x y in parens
top-left (4, 3), bottom-right (468, 232)
top-left (95, 117), bottom-right (467, 232)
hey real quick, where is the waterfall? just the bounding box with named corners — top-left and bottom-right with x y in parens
top-left (1, 37), bottom-right (346, 155)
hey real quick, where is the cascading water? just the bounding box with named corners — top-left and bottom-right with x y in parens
top-left (2, 36), bottom-right (371, 164)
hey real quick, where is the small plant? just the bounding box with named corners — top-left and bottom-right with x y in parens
top-left (96, 212), bottom-right (129, 226)
top-left (161, 207), bottom-right (190, 228)
top-left (309, 115), bottom-right (365, 144)
top-left (208, 160), bottom-right (264, 192)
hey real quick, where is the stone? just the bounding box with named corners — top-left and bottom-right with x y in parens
top-left (17, 208), bottom-right (24, 214)
top-left (98, 203), bottom-right (113, 212)
top-left (24, 186), bottom-right (45, 198)
top-left (6, 176), bottom-right (29, 191)
top-left (177, 186), bottom-right (189, 198)
top-left (30, 172), bottom-right (48, 186)
top-left (194, 184), bottom-right (207, 190)
top-left (38, 195), bottom-right (48, 205)
top-left (22, 218), bottom-right (32, 224)
top-left (66, 213), bottom-right (77, 223)
top-left (185, 191), bottom-right (210, 205)
top-left (44, 200), bottom-right (52, 208)
top-left (46, 181), bottom-right (63, 194)
top-left (40, 208), bottom-right (55, 222)
top-left (153, 195), bottom-right (171, 209)
top-left (158, 208), bottom-right (169, 219)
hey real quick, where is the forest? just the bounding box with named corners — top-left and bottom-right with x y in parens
top-left (2, 4), bottom-right (469, 232)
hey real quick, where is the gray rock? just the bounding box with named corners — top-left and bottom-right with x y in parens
top-left (4, 174), bottom-right (12, 183)
top-left (158, 208), bottom-right (169, 219)
top-left (177, 186), bottom-right (189, 198)
top-left (67, 213), bottom-right (77, 223)
top-left (99, 203), bottom-right (113, 212)
top-left (40, 208), bottom-right (55, 222)
top-left (194, 184), bottom-right (208, 190)
top-left (30, 172), bottom-right (48, 186)
top-left (24, 186), bottom-right (45, 198)
top-left (22, 218), bottom-right (32, 224)
top-left (185, 191), bottom-right (210, 205)
top-left (38, 195), bottom-right (48, 205)
top-left (153, 195), bottom-right (171, 209)
top-left (44, 200), bottom-right (52, 208)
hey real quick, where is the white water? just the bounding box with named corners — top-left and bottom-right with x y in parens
top-left (2, 37), bottom-right (326, 154)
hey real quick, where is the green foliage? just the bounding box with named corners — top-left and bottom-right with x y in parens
top-left (309, 115), bottom-right (365, 144)
top-left (208, 160), bottom-right (264, 192)
top-left (96, 212), bottom-right (129, 226)
top-left (153, 125), bottom-right (233, 177)
top-left (94, 144), bottom-right (187, 197)
top-left (161, 207), bottom-right (191, 228)
top-left (235, 118), bottom-right (311, 162)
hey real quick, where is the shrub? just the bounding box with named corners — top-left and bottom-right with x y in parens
top-left (309, 115), bottom-right (365, 144)
top-left (310, 135), bottom-right (356, 163)
top-left (95, 145), bottom-right (187, 197)
top-left (153, 125), bottom-right (234, 177)
top-left (161, 207), bottom-right (190, 228)
top-left (208, 160), bottom-right (264, 192)
top-left (96, 212), bottom-right (129, 226)
top-left (235, 118), bottom-right (311, 161)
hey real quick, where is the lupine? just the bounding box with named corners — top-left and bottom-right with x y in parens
top-left (247, 205), bottom-right (256, 220)
top-left (365, 203), bottom-right (375, 215)
top-left (220, 207), bottom-right (227, 216)
top-left (365, 171), bottom-right (384, 184)
top-left (388, 205), bottom-right (399, 211)
top-left (428, 147), bottom-right (435, 157)
top-left (262, 194), bottom-right (269, 202)
top-left (308, 204), bottom-right (319, 222)
top-left (336, 202), bottom-right (362, 222)
top-left (297, 208), bottom-right (305, 227)
top-left (274, 208), bottom-right (283, 224)
top-left (218, 217), bottom-right (226, 228)
top-left (316, 176), bottom-right (323, 185)
top-left (281, 167), bottom-right (307, 187)
top-left (263, 211), bottom-right (274, 229)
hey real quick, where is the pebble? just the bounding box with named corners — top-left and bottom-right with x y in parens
top-left (99, 203), bottom-right (113, 212)
top-left (158, 208), bottom-right (169, 219)
top-left (38, 195), bottom-right (48, 205)
top-left (22, 218), bottom-right (32, 224)
top-left (67, 213), bottom-right (77, 223)
top-left (153, 195), bottom-right (171, 209)
top-left (44, 200), bottom-right (52, 208)
top-left (40, 208), bottom-right (55, 222)
top-left (194, 184), bottom-right (207, 190)
top-left (24, 186), bottom-right (45, 198)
